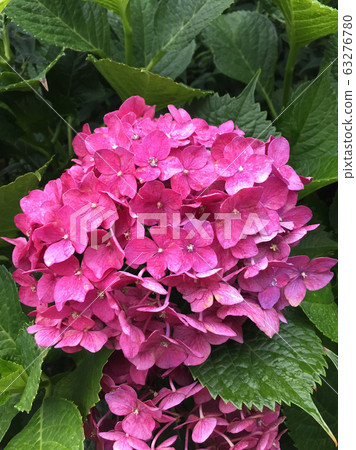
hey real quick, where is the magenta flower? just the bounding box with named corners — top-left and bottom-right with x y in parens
top-left (179, 220), bottom-right (217, 273)
top-left (130, 181), bottom-right (182, 225)
top-left (171, 145), bottom-right (215, 198)
top-left (133, 130), bottom-right (181, 182)
top-left (284, 256), bottom-right (337, 305)
top-left (105, 384), bottom-right (161, 440)
top-left (125, 227), bottom-right (183, 279)
top-left (215, 136), bottom-right (272, 195)
top-left (267, 136), bottom-right (304, 190)
top-left (94, 148), bottom-right (137, 198)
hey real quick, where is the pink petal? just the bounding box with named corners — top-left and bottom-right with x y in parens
top-left (122, 411), bottom-right (156, 441)
top-left (192, 417), bottom-right (217, 443)
top-left (106, 385), bottom-right (137, 416)
top-left (284, 278), bottom-right (307, 306)
top-left (44, 240), bottom-right (75, 266)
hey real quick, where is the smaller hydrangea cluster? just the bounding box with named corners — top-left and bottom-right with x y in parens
top-left (5, 96), bottom-right (336, 377)
top-left (85, 354), bottom-right (286, 449)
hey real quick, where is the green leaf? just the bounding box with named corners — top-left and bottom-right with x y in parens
top-left (0, 159), bottom-right (51, 242)
top-left (5, 0), bottom-right (110, 57)
top-left (276, 68), bottom-right (337, 196)
top-left (146, 0), bottom-right (233, 71)
top-left (190, 311), bottom-right (336, 444)
top-left (274, 0), bottom-right (338, 49)
top-left (291, 226), bottom-right (337, 259)
top-left (322, 33), bottom-right (337, 92)
top-left (0, 0), bottom-right (11, 13)
top-left (131, 0), bottom-right (196, 79)
top-left (203, 11), bottom-right (278, 99)
top-left (0, 268), bottom-right (47, 412)
top-left (0, 266), bottom-right (28, 361)
top-left (5, 397), bottom-right (85, 449)
top-left (0, 50), bottom-right (64, 93)
top-left (14, 328), bottom-right (48, 412)
top-left (300, 286), bottom-right (338, 343)
top-left (0, 359), bottom-right (27, 394)
top-left (188, 71), bottom-right (277, 141)
top-left (284, 363), bottom-right (337, 450)
top-left (0, 393), bottom-right (21, 441)
top-left (324, 348), bottom-right (338, 369)
top-left (54, 348), bottom-right (113, 418)
top-left (88, 55), bottom-right (210, 110)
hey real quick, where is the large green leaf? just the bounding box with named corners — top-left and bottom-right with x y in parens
top-left (274, 0), bottom-right (338, 49)
top-left (88, 55), bottom-right (210, 110)
top-left (284, 363), bottom-right (337, 450)
top-left (291, 226), bottom-right (337, 259)
top-left (190, 311), bottom-right (336, 444)
top-left (145, 0), bottom-right (233, 71)
top-left (5, 0), bottom-right (110, 57)
top-left (0, 267), bottom-right (47, 412)
top-left (5, 397), bottom-right (85, 449)
top-left (14, 328), bottom-right (48, 412)
top-left (203, 11), bottom-right (278, 100)
top-left (0, 0), bottom-right (11, 13)
top-left (276, 68), bottom-right (337, 196)
top-left (54, 348), bottom-right (113, 418)
top-left (189, 71), bottom-right (277, 141)
top-left (130, 0), bottom-right (196, 79)
top-left (0, 159), bottom-right (51, 242)
top-left (301, 286), bottom-right (338, 343)
top-left (0, 393), bottom-right (21, 441)
top-left (0, 50), bottom-right (64, 94)
top-left (0, 359), bottom-right (27, 394)
top-left (0, 266), bottom-right (28, 362)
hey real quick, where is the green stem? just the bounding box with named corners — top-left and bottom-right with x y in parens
top-left (122, 6), bottom-right (133, 66)
top-left (145, 50), bottom-right (164, 72)
top-left (282, 44), bottom-right (299, 107)
top-left (2, 15), bottom-right (11, 62)
top-left (264, 93), bottom-right (277, 120)
top-left (50, 121), bottom-right (62, 145)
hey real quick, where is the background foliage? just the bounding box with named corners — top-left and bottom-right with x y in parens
top-left (0, 0), bottom-right (337, 448)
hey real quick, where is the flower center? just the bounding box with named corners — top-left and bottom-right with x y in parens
top-left (270, 278), bottom-right (277, 287)
top-left (117, 170), bottom-right (123, 177)
top-left (232, 208), bottom-right (240, 215)
top-left (270, 244), bottom-right (278, 251)
top-left (112, 144), bottom-right (118, 149)
top-left (186, 243), bottom-right (194, 252)
top-left (98, 291), bottom-right (105, 298)
top-left (132, 134), bottom-right (140, 140)
top-left (148, 157), bottom-right (159, 167)
top-left (183, 169), bottom-right (189, 174)
top-left (91, 202), bottom-right (97, 208)
top-left (160, 341), bottom-right (169, 347)
top-left (124, 231), bottom-right (131, 240)
top-left (132, 408), bottom-right (139, 415)
top-left (74, 268), bottom-right (82, 276)
top-left (157, 201), bottom-right (163, 209)
top-left (31, 285), bottom-right (37, 292)
top-left (63, 234), bottom-right (69, 240)
top-left (71, 312), bottom-right (80, 319)
top-left (238, 165), bottom-right (244, 172)
top-left (301, 272), bottom-right (307, 278)
top-left (157, 248), bottom-right (163, 253)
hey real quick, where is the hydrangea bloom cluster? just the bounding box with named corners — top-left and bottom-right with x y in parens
top-left (5, 96), bottom-right (336, 370)
top-left (85, 354), bottom-right (286, 449)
